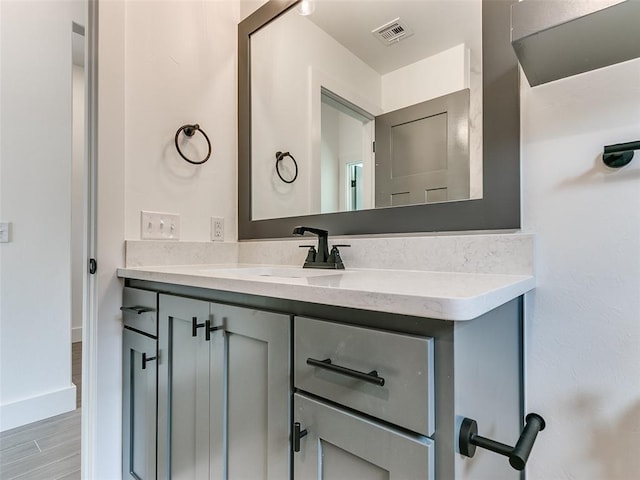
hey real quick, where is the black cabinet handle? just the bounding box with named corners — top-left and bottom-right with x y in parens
top-left (192, 316), bottom-right (205, 337)
top-left (205, 319), bottom-right (223, 341)
top-left (306, 358), bottom-right (385, 386)
top-left (120, 306), bottom-right (155, 315)
top-left (459, 413), bottom-right (546, 471)
top-left (293, 422), bottom-right (308, 453)
top-left (141, 352), bottom-right (157, 370)
top-left (192, 316), bottom-right (223, 340)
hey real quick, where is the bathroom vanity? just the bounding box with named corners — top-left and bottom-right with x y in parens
top-left (118, 0), bottom-right (539, 475)
top-left (118, 264), bottom-right (534, 480)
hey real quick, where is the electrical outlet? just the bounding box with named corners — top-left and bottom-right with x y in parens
top-left (211, 217), bottom-right (224, 241)
top-left (0, 222), bottom-right (10, 243)
top-left (141, 211), bottom-right (180, 240)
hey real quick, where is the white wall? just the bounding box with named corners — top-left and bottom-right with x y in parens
top-left (381, 43), bottom-right (469, 112)
top-left (521, 58), bottom-right (640, 479)
top-left (0, 0), bottom-right (82, 431)
top-left (124, 0), bottom-right (239, 242)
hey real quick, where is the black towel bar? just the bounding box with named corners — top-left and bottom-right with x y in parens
top-left (603, 140), bottom-right (639, 168)
top-left (459, 413), bottom-right (546, 471)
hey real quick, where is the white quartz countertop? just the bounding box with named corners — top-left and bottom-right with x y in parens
top-left (117, 264), bottom-right (535, 321)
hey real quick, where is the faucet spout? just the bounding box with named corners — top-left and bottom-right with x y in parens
top-left (292, 226), bottom-right (329, 263)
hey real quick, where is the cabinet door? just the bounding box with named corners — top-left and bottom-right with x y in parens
top-left (294, 393), bottom-right (434, 480)
top-left (122, 328), bottom-right (157, 480)
top-left (215, 303), bottom-right (290, 480)
top-left (158, 295), bottom-right (224, 480)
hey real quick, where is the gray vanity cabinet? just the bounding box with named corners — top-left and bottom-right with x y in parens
top-left (156, 293), bottom-right (291, 480)
top-left (122, 278), bottom-right (525, 480)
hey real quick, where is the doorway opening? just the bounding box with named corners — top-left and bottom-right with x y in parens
top-left (320, 88), bottom-right (374, 213)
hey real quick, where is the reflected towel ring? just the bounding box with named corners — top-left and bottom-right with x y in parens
top-left (175, 124), bottom-right (212, 165)
top-left (275, 151), bottom-right (298, 184)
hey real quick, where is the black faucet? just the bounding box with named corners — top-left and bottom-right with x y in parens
top-left (293, 226), bottom-right (349, 269)
top-left (292, 226), bottom-right (330, 263)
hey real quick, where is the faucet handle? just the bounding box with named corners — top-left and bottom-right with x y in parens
top-left (328, 244), bottom-right (350, 269)
top-left (299, 245), bottom-right (317, 263)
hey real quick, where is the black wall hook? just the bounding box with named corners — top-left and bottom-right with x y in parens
top-left (459, 413), bottom-right (546, 471)
top-left (603, 140), bottom-right (639, 168)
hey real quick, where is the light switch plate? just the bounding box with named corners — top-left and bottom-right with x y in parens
top-left (0, 222), bottom-right (10, 243)
top-left (141, 211), bottom-right (180, 240)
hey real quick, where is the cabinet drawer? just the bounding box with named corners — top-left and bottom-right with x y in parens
top-left (295, 317), bottom-right (434, 436)
top-left (122, 287), bottom-right (157, 336)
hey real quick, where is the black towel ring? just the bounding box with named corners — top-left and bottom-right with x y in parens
top-left (175, 124), bottom-right (211, 165)
top-left (275, 151), bottom-right (298, 184)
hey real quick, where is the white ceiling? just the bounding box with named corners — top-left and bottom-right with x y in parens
top-left (306, 0), bottom-right (482, 74)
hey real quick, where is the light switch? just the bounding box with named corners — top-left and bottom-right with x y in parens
top-left (140, 211), bottom-right (180, 240)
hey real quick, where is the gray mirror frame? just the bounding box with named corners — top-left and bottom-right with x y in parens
top-left (238, 0), bottom-right (519, 239)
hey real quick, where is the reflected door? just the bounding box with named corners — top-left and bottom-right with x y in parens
top-left (375, 89), bottom-right (470, 207)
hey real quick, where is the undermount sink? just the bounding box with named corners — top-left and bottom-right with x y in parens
top-left (199, 266), bottom-right (344, 279)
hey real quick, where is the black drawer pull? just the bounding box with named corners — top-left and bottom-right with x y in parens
top-left (141, 352), bottom-right (157, 370)
top-left (306, 358), bottom-right (385, 386)
top-left (120, 306), bottom-right (155, 315)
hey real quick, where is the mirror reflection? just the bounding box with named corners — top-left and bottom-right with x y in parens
top-left (250, 0), bottom-right (482, 221)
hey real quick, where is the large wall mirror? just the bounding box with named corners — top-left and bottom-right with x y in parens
top-left (239, 0), bottom-right (519, 240)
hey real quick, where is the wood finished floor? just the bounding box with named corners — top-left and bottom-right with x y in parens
top-left (0, 342), bottom-right (82, 479)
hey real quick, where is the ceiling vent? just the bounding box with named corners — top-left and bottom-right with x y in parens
top-left (372, 18), bottom-right (414, 46)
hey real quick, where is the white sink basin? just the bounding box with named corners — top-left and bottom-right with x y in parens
top-left (199, 266), bottom-right (343, 279)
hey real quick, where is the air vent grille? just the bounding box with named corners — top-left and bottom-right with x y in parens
top-left (372, 18), bottom-right (414, 46)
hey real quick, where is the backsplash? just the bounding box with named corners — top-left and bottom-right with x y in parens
top-left (125, 240), bottom-right (239, 267)
top-left (125, 233), bottom-right (533, 275)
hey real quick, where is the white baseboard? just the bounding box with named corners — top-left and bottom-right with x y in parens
top-left (72, 326), bottom-right (83, 343)
top-left (0, 385), bottom-right (77, 432)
